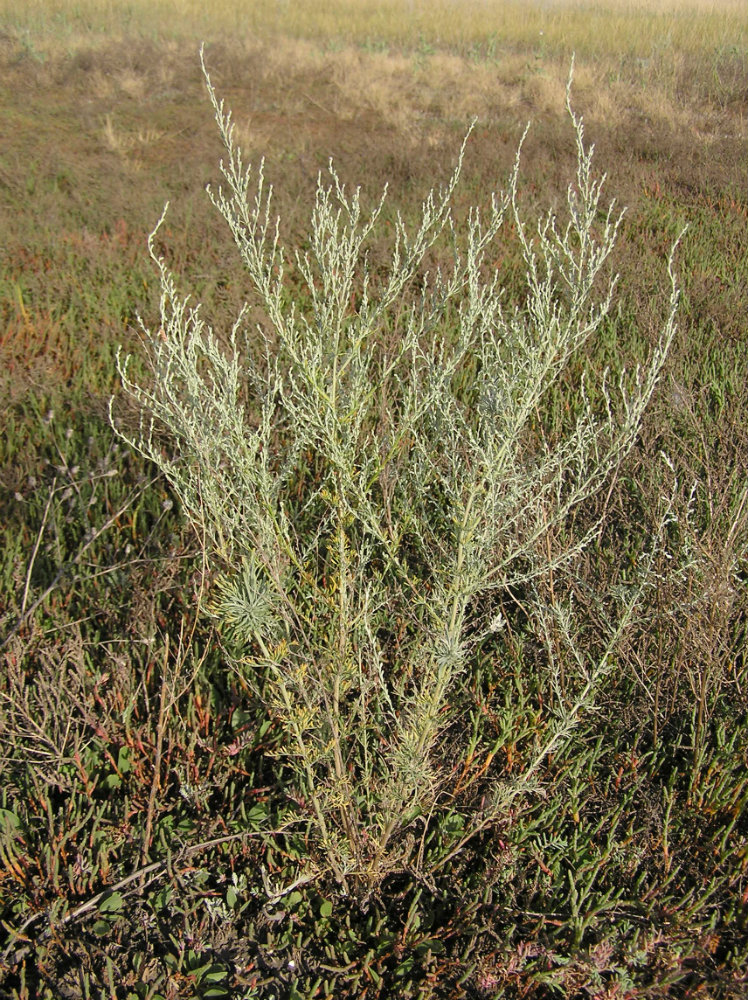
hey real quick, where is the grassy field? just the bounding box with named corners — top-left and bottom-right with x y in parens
top-left (1, 2), bottom-right (747, 998)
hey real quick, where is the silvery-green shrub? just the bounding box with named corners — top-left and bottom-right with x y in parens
top-left (111, 51), bottom-right (682, 892)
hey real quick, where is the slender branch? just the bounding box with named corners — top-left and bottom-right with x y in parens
top-left (20, 476), bottom-right (57, 618)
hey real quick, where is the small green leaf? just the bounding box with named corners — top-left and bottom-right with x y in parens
top-left (91, 919), bottom-right (111, 936)
top-left (319, 899), bottom-right (333, 918)
top-left (415, 938), bottom-right (445, 956)
top-left (203, 965), bottom-right (229, 983)
top-left (245, 803), bottom-right (267, 827)
top-left (154, 885), bottom-right (173, 911)
top-left (394, 956), bottom-right (415, 978)
top-left (99, 891), bottom-right (125, 914)
top-left (0, 809), bottom-right (22, 837)
top-left (185, 949), bottom-right (202, 970)
top-left (117, 746), bottom-right (132, 774)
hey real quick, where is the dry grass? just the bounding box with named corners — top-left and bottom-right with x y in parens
top-left (6, 0), bottom-right (746, 50)
top-left (1, 0), bottom-right (744, 163)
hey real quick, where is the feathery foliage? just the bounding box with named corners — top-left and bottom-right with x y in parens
top-left (111, 53), bottom-right (682, 892)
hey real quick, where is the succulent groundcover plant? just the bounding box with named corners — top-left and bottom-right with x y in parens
top-left (111, 50), bottom-right (682, 896)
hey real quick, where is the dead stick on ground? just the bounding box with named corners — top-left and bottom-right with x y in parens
top-left (1, 831), bottom-right (274, 969)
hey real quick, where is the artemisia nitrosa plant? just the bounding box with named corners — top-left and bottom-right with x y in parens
top-left (112, 51), bottom-right (682, 894)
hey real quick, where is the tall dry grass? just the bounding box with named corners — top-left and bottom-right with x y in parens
top-left (6, 0), bottom-right (746, 57)
top-left (3, 0), bottom-right (744, 145)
